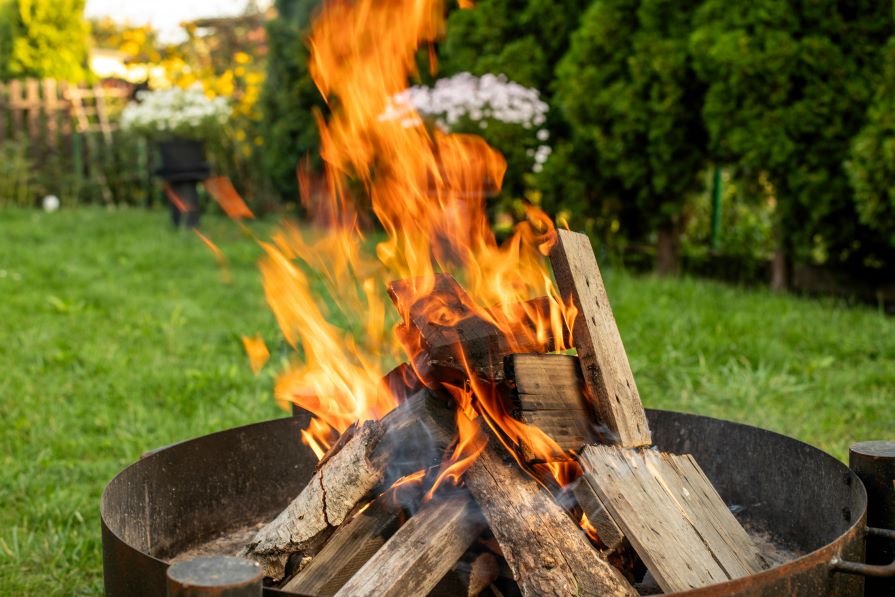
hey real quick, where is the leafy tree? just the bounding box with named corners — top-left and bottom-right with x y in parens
top-left (848, 36), bottom-right (895, 250)
top-left (690, 0), bottom-right (893, 287)
top-left (554, 0), bottom-right (707, 274)
top-left (1, 0), bottom-right (89, 81)
top-left (440, 0), bottom-right (589, 92)
top-left (260, 0), bottom-right (326, 202)
top-left (438, 0), bottom-right (591, 211)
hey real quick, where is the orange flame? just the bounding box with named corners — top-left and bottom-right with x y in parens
top-left (205, 176), bottom-right (254, 220)
top-left (241, 334), bottom-right (270, 375)
top-left (193, 229), bottom-right (232, 284)
top-left (260, 0), bottom-right (582, 499)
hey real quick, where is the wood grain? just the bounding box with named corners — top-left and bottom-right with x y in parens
top-left (334, 493), bottom-right (486, 597)
top-left (505, 353), bottom-right (596, 455)
top-left (573, 477), bottom-right (626, 551)
top-left (549, 229), bottom-right (651, 447)
top-left (283, 493), bottom-right (403, 595)
top-left (579, 445), bottom-right (767, 593)
top-left (464, 440), bottom-right (636, 597)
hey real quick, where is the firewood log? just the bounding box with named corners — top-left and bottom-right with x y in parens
top-left (388, 274), bottom-right (568, 381)
top-left (463, 441), bottom-right (637, 597)
top-left (334, 492), bottom-right (486, 597)
top-left (242, 391), bottom-right (454, 580)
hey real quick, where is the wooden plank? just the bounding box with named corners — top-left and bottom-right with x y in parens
top-left (505, 353), bottom-right (595, 455)
top-left (549, 229), bottom-right (651, 447)
top-left (334, 492), bottom-right (486, 597)
top-left (514, 409), bottom-right (592, 455)
top-left (42, 79), bottom-right (59, 150)
top-left (25, 78), bottom-right (40, 143)
top-left (579, 445), bottom-right (767, 593)
top-left (507, 353), bottom-right (586, 400)
top-left (464, 439), bottom-right (636, 596)
top-left (9, 79), bottom-right (23, 138)
top-left (573, 477), bottom-right (625, 551)
top-left (283, 492), bottom-right (404, 595)
top-left (0, 82), bottom-right (6, 143)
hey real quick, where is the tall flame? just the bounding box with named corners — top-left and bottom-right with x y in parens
top-left (263, 0), bottom-right (580, 490)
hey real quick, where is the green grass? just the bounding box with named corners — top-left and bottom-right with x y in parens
top-left (1, 207), bottom-right (893, 595)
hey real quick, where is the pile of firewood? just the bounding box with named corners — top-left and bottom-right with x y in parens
top-left (240, 230), bottom-right (768, 596)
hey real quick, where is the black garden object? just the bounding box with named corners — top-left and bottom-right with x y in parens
top-left (156, 138), bottom-right (211, 228)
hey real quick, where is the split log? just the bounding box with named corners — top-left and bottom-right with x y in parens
top-left (243, 392), bottom-right (454, 580)
top-left (549, 229), bottom-right (651, 447)
top-left (463, 440), bottom-right (636, 596)
top-left (388, 274), bottom-right (568, 380)
top-left (505, 353), bottom-right (596, 457)
top-left (572, 477), bottom-right (626, 551)
top-left (334, 492), bottom-right (487, 597)
top-left (282, 492), bottom-right (405, 595)
top-left (579, 445), bottom-right (767, 593)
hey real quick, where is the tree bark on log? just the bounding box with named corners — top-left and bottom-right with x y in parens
top-left (463, 440), bottom-right (636, 596)
top-left (242, 420), bottom-right (386, 580)
top-left (244, 391), bottom-right (455, 580)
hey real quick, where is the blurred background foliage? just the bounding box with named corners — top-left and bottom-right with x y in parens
top-left (3, 0), bottom-right (895, 294)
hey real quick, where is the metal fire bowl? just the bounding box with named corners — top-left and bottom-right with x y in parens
top-left (101, 410), bottom-right (868, 596)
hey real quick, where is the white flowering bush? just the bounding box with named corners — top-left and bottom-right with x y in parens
top-left (385, 73), bottom-right (553, 175)
top-left (121, 86), bottom-right (230, 141)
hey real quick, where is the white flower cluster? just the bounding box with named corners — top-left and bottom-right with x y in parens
top-left (383, 73), bottom-right (553, 172)
top-left (121, 85), bottom-right (229, 140)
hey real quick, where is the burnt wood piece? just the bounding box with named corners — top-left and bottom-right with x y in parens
top-left (463, 440), bottom-right (636, 596)
top-left (579, 445), bottom-right (767, 593)
top-left (572, 477), bottom-right (626, 551)
top-left (505, 353), bottom-right (595, 456)
top-left (388, 274), bottom-right (566, 380)
top-left (334, 492), bottom-right (486, 597)
top-left (549, 229), bottom-right (651, 447)
top-left (243, 392), bottom-right (454, 581)
top-left (282, 493), bottom-right (404, 595)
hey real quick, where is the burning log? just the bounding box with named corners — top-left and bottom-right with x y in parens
top-left (505, 353), bottom-right (596, 458)
top-left (242, 420), bottom-right (385, 580)
top-left (463, 438), bottom-right (637, 597)
top-left (549, 229), bottom-right (652, 448)
top-left (243, 392), bottom-right (454, 580)
top-left (389, 274), bottom-right (567, 381)
top-left (334, 492), bottom-right (487, 597)
top-left (579, 445), bottom-right (767, 593)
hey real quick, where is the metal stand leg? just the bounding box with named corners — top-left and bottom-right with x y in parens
top-left (166, 555), bottom-right (263, 597)
top-left (850, 441), bottom-right (895, 596)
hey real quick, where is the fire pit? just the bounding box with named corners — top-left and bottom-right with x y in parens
top-left (98, 0), bottom-right (894, 593)
top-left (101, 408), bottom-right (895, 596)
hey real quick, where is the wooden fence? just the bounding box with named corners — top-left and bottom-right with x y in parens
top-left (0, 78), bottom-right (153, 205)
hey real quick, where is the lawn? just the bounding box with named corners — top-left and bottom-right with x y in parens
top-left (1, 207), bottom-right (893, 595)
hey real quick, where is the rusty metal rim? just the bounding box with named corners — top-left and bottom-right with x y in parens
top-left (100, 410), bottom-right (869, 596)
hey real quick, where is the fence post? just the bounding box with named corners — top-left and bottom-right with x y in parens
top-left (9, 79), bottom-right (23, 139)
top-left (0, 81), bottom-right (6, 144)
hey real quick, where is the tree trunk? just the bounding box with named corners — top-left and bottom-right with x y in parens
top-left (655, 220), bottom-right (681, 277)
top-left (770, 220), bottom-right (789, 292)
top-left (770, 248), bottom-right (788, 293)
